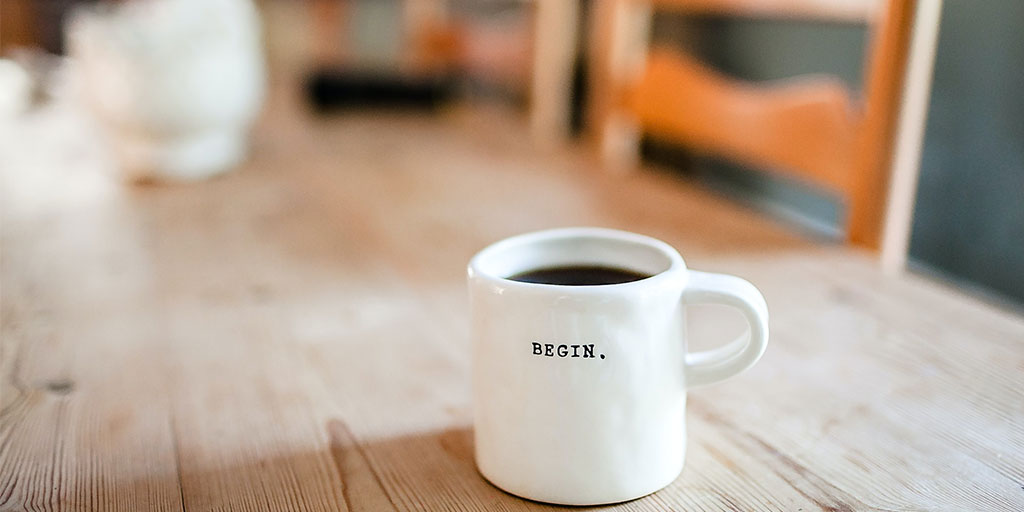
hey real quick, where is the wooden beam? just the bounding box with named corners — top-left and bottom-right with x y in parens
top-left (588, 0), bottom-right (652, 170)
top-left (847, 0), bottom-right (916, 249)
top-left (642, 0), bottom-right (880, 23)
top-left (0, 0), bottom-right (38, 52)
top-left (880, 0), bottom-right (942, 273)
top-left (529, 0), bottom-right (579, 147)
top-left (630, 49), bottom-right (858, 192)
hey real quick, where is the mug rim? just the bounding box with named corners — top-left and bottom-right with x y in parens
top-left (468, 227), bottom-right (687, 293)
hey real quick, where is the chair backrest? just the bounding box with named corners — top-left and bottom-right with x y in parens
top-left (587, 0), bottom-right (920, 250)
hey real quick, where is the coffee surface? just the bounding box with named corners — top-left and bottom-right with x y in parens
top-left (508, 265), bottom-right (651, 286)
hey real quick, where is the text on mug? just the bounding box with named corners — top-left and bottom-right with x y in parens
top-left (531, 342), bottom-right (605, 359)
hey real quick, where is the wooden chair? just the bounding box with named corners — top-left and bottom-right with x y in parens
top-left (587, 0), bottom-right (942, 268)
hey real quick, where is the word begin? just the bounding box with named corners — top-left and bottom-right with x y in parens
top-left (531, 342), bottom-right (605, 360)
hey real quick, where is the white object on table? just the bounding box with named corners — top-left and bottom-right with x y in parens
top-left (0, 59), bottom-right (34, 116)
top-left (66, 0), bottom-right (266, 182)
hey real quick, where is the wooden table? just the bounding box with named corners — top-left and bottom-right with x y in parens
top-left (3, 62), bottom-right (1024, 510)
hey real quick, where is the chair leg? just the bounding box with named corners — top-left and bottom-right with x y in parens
top-left (880, 0), bottom-right (943, 274)
top-left (530, 0), bottom-right (579, 148)
top-left (588, 0), bottom-right (651, 172)
top-left (600, 111), bottom-right (642, 171)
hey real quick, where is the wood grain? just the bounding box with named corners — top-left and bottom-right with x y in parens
top-left (2, 9), bottom-right (1023, 510)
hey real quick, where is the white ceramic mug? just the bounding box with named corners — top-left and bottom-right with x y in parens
top-left (468, 227), bottom-right (769, 505)
top-left (67, 0), bottom-right (265, 181)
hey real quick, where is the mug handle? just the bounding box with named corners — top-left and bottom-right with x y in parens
top-left (681, 270), bottom-right (769, 389)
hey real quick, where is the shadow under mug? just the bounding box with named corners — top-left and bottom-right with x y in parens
top-left (468, 227), bottom-right (769, 505)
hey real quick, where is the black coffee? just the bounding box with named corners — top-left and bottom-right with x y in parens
top-left (508, 265), bottom-right (651, 286)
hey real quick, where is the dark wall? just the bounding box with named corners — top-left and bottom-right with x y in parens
top-left (908, 0), bottom-right (1024, 305)
top-left (648, 2), bottom-right (1024, 306)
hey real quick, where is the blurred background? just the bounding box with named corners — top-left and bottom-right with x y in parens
top-left (1, 0), bottom-right (1021, 309)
